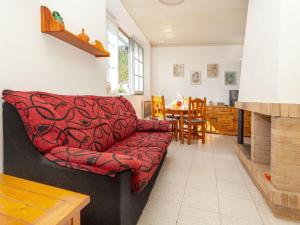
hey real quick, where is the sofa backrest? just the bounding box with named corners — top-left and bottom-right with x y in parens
top-left (2, 90), bottom-right (138, 153)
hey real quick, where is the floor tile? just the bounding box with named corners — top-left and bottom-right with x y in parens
top-left (138, 134), bottom-right (298, 225)
top-left (187, 175), bottom-right (217, 193)
top-left (216, 168), bottom-right (245, 184)
top-left (144, 198), bottom-right (181, 215)
top-left (219, 195), bottom-right (262, 223)
top-left (182, 187), bottom-right (219, 213)
top-left (178, 206), bottom-right (220, 225)
top-left (150, 181), bottom-right (185, 203)
top-left (157, 170), bottom-right (188, 187)
top-left (138, 210), bottom-right (177, 225)
top-left (217, 179), bottom-right (251, 200)
top-left (220, 214), bottom-right (263, 225)
top-left (256, 202), bottom-right (300, 225)
top-left (190, 165), bottom-right (216, 178)
top-left (247, 184), bottom-right (265, 203)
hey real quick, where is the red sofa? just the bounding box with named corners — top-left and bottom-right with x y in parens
top-left (2, 90), bottom-right (172, 225)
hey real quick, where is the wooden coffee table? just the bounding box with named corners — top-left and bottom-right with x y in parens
top-left (0, 174), bottom-right (90, 225)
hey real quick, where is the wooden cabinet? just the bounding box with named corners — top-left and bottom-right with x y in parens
top-left (206, 106), bottom-right (251, 136)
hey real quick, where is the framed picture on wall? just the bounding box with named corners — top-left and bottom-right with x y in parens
top-left (190, 71), bottom-right (201, 85)
top-left (173, 64), bottom-right (184, 77)
top-left (207, 64), bottom-right (218, 78)
top-left (225, 71), bottom-right (237, 85)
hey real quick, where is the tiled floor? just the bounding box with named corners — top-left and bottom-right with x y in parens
top-left (138, 134), bottom-right (300, 225)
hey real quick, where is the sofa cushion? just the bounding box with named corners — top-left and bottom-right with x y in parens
top-left (2, 90), bottom-right (67, 153)
top-left (106, 145), bottom-right (163, 165)
top-left (114, 132), bottom-right (173, 153)
top-left (45, 146), bottom-right (161, 192)
top-left (23, 92), bottom-right (138, 152)
top-left (45, 146), bottom-right (142, 176)
top-left (136, 119), bottom-right (171, 132)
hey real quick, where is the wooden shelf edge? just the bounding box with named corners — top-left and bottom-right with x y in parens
top-left (40, 6), bottom-right (110, 58)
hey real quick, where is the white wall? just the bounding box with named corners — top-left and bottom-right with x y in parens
top-left (239, 0), bottom-right (281, 103)
top-left (0, 0), bottom-right (108, 172)
top-left (278, 0), bottom-right (300, 103)
top-left (106, 0), bottom-right (152, 117)
top-left (239, 0), bottom-right (300, 103)
top-left (151, 46), bottom-right (243, 105)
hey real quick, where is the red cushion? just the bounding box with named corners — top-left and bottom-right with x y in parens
top-left (46, 146), bottom-right (161, 192)
top-left (2, 90), bottom-right (67, 153)
top-left (136, 119), bottom-right (171, 132)
top-left (45, 146), bottom-right (142, 176)
top-left (114, 132), bottom-right (172, 153)
top-left (35, 93), bottom-right (138, 151)
top-left (106, 145), bottom-right (163, 165)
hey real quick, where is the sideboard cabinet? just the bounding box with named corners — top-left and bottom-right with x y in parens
top-left (206, 105), bottom-right (251, 136)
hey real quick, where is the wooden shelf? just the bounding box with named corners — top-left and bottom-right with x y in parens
top-left (41, 6), bottom-right (110, 57)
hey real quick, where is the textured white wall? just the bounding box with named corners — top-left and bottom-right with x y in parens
top-left (239, 0), bottom-right (300, 103)
top-left (278, 0), bottom-right (300, 103)
top-left (239, 0), bottom-right (281, 103)
top-left (151, 46), bottom-right (243, 105)
top-left (0, 0), bottom-right (108, 172)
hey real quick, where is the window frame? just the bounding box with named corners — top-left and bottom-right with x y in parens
top-left (106, 16), bottom-right (145, 96)
top-left (117, 29), bottom-right (131, 95)
top-left (131, 39), bottom-right (144, 95)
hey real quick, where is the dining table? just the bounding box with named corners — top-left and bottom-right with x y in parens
top-left (165, 106), bottom-right (189, 144)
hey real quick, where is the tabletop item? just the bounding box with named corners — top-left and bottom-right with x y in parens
top-left (0, 174), bottom-right (90, 225)
top-left (52, 11), bottom-right (64, 24)
top-left (78, 28), bottom-right (90, 42)
top-left (176, 101), bottom-right (182, 107)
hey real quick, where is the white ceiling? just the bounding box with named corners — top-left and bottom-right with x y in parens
top-left (121, 0), bottom-right (249, 47)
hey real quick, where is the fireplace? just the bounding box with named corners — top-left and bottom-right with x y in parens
top-left (235, 102), bottom-right (300, 220)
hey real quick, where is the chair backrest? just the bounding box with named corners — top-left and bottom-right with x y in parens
top-left (151, 96), bottom-right (166, 119)
top-left (187, 97), bottom-right (207, 120)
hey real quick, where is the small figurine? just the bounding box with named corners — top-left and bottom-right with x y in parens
top-left (52, 11), bottom-right (64, 24)
top-left (78, 28), bottom-right (90, 42)
top-left (93, 40), bottom-right (104, 50)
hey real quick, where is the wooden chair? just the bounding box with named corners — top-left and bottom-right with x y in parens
top-left (151, 96), bottom-right (178, 141)
top-left (183, 97), bottom-right (207, 144)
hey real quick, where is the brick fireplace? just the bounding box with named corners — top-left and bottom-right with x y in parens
top-left (235, 102), bottom-right (300, 220)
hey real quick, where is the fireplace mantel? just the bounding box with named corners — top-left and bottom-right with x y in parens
top-left (235, 101), bottom-right (300, 220)
top-left (235, 101), bottom-right (300, 118)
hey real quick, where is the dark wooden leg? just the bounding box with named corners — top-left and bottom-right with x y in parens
top-left (180, 112), bottom-right (184, 144)
top-left (188, 123), bottom-right (191, 145)
top-left (174, 121), bottom-right (178, 141)
top-left (202, 123), bottom-right (205, 144)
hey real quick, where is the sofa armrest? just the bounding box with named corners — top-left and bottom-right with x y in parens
top-left (45, 146), bottom-right (142, 176)
top-left (136, 119), bottom-right (171, 132)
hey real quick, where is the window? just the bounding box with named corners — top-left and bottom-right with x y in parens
top-left (118, 30), bottom-right (130, 94)
top-left (132, 40), bottom-right (144, 94)
top-left (106, 17), bottom-right (144, 95)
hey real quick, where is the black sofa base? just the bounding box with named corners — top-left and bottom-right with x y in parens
top-left (3, 102), bottom-right (165, 225)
